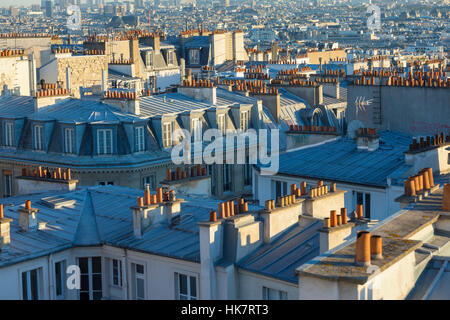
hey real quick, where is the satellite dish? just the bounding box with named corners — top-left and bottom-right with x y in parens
top-left (347, 120), bottom-right (365, 139)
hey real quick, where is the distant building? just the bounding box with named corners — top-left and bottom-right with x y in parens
top-left (45, 0), bottom-right (53, 18)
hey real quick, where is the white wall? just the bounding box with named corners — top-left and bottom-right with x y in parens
top-left (237, 269), bottom-right (298, 300)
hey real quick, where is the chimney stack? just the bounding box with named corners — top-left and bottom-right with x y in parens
top-left (0, 204), bottom-right (12, 250)
top-left (19, 200), bottom-right (38, 232)
top-left (443, 184), bottom-right (450, 211)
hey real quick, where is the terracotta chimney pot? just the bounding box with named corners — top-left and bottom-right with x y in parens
top-left (371, 235), bottom-right (383, 260)
top-left (210, 211), bottom-right (217, 222)
top-left (355, 231), bottom-right (371, 266)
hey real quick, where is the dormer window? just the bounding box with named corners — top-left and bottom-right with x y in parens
top-left (64, 127), bottom-right (75, 154)
top-left (97, 129), bottom-right (113, 155)
top-left (4, 122), bottom-right (14, 147)
top-left (145, 51), bottom-right (153, 67)
top-left (162, 122), bottom-right (173, 148)
top-left (33, 125), bottom-right (44, 151)
top-left (191, 118), bottom-right (202, 142)
top-left (189, 49), bottom-right (200, 65)
top-left (217, 114), bottom-right (226, 134)
top-left (135, 126), bottom-right (145, 152)
top-left (240, 111), bottom-right (249, 131)
top-left (166, 50), bottom-right (175, 65)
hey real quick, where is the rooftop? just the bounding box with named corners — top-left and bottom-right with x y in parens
top-left (0, 186), bottom-right (264, 268)
top-left (296, 188), bottom-right (450, 287)
top-left (267, 131), bottom-right (412, 188)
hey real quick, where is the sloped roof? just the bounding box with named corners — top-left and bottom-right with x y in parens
top-left (261, 131), bottom-right (412, 187)
top-left (238, 218), bottom-right (322, 283)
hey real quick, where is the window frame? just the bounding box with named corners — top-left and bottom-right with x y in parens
top-left (189, 49), bottom-right (200, 65)
top-left (162, 122), bottom-right (173, 148)
top-left (134, 126), bottom-right (145, 153)
top-left (262, 286), bottom-right (287, 300)
top-left (4, 121), bottom-right (14, 147)
top-left (63, 127), bottom-right (75, 154)
top-left (97, 128), bottom-right (113, 155)
top-left (240, 110), bottom-right (249, 131)
top-left (77, 257), bottom-right (103, 300)
top-left (110, 258), bottom-right (122, 288)
top-left (54, 260), bottom-right (66, 299)
top-left (175, 272), bottom-right (198, 300)
top-left (223, 163), bottom-right (232, 192)
top-left (217, 114), bottom-right (226, 134)
top-left (21, 267), bottom-right (42, 300)
top-left (191, 117), bottom-right (202, 142)
top-left (132, 263), bottom-right (146, 300)
top-left (3, 171), bottom-right (12, 198)
top-left (33, 124), bottom-right (44, 151)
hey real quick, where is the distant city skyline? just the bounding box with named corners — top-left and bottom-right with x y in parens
top-left (1, 0), bottom-right (40, 6)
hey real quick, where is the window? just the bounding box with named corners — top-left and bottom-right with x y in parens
top-left (223, 164), bottom-right (231, 192)
top-left (33, 125), bottom-right (44, 150)
top-left (356, 192), bottom-right (371, 219)
top-left (132, 263), bottom-right (145, 300)
top-left (273, 180), bottom-right (287, 199)
top-left (208, 165), bottom-right (215, 195)
top-left (142, 175), bottom-right (154, 189)
top-left (97, 129), bottom-right (113, 155)
top-left (145, 51), bottom-right (153, 67)
top-left (4, 122), bottom-right (14, 147)
top-left (98, 181), bottom-right (114, 186)
top-left (176, 273), bottom-right (197, 300)
top-left (191, 118), bottom-right (202, 142)
top-left (167, 50), bottom-right (175, 65)
top-left (3, 171), bottom-right (12, 198)
top-left (64, 127), bottom-right (75, 154)
top-left (22, 268), bottom-right (42, 300)
top-left (217, 114), bottom-right (226, 133)
top-left (78, 257), bottom-right (102, 300)
top-left (189, 49), bottom-right (200, 65)
top-left (244, 162), bottom-right (252, 186)
top-left (111, 259), bottom-right (122, 287)
top-left (55, 261), bottom-right (66, 299)
top-left (240, 111), bottom-right (249, 131)
top-left (162, 122), bottom-right (172, 148)
top-left (135, 126), bottom-right (145, 152)
top-left (262, 287), bottom-right (287, 300)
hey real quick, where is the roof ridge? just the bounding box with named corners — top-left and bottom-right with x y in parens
top-left (72, 190), bottom-right (102, 246)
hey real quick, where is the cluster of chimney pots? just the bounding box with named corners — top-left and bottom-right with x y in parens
top-left (104, 91), bottom-right (138, 100)
top-left (36, 88), bottom-right (69, 97)
top-left (409, 132), bottom-right (449, 151)
top-left (182, 79), bottom-right (215, 88)
top-left (358, 128), bottom-right (377, 136)
top-left (404, 167), bottom-right (435, 197)
top-left (0, 49), bottom-right (25, 57)
top-left (166, 165), bottom-right (207, 182)
top-left (136, 185), bottom-right (175, 208)
top-left (22, 166), bottom-right (71, 181)
top-left (210, 198), bottom-right (249, 222)
top-left (289, 125), bottom-right (337, 133)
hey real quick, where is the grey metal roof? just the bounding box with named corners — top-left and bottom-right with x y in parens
top-left (238, 218), bottom-right (322, 283)
top-left (28, 99), bottom-right (142, 124)
top-left (263, 131), bottom-right (412, 187)
top-left (139, 93), bottom-right (212, 117)
top-left (0, 95), bottom-right (35, 118)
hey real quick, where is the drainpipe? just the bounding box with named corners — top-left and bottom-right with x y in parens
top-left (122, 249), bottom-right (129, 300)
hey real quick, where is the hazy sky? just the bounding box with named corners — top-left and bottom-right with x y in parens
top-left (2, 0), bottom-right (40, 6)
